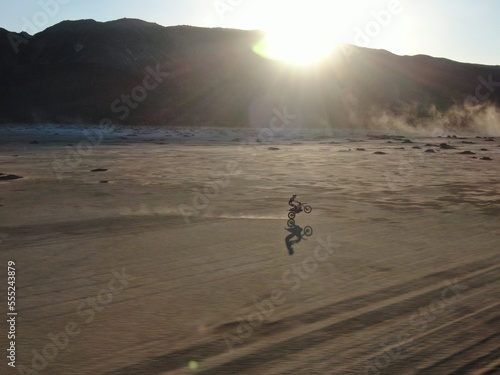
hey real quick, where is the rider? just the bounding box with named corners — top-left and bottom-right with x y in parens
top-left (288, 194), bottom-right (299, 211)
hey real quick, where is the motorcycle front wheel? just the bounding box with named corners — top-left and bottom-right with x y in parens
top-left (304, 226), bottom-right (313, 236)
top-left (304, 205), bottom-right (312, 214)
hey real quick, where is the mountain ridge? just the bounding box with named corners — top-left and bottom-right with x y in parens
top-left (1, 18), bottom-right (499, 132)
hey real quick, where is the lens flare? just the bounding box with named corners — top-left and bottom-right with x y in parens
top-left (188, 360), bottom-right (199, 370)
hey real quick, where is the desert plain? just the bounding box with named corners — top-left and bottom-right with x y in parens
top-left (0, 125), bottom-right (499, 375)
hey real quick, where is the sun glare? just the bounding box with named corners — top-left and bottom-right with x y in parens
top-left (255, 28), bottom-right (336, 65)
top-left (253, 1), bottom-right (355, 65)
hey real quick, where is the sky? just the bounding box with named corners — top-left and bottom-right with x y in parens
top-left (1, 0), bottom-right (499, 66)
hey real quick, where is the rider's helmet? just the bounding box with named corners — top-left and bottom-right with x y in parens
top-left (293, 194), bottom-right (297, 198)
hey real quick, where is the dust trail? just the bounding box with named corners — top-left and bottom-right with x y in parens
top-left (212, 213), bottom-right (283, 220)
top-left (356, 104), bottom-right (500, 136)
top-left (119, 204), bottom-right (284, 221)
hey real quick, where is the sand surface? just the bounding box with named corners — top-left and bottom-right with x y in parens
top-left (1, 126), bottom-right (499, 374)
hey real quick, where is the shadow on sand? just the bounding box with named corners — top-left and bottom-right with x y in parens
top-left (284, 222), bottom-right (313, 255)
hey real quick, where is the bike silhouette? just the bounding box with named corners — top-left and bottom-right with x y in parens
top-left (284, 223), bottom-right (314, 255)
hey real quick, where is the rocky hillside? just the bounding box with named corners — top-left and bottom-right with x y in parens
top-left (1, 19), bottom-right (500, 131)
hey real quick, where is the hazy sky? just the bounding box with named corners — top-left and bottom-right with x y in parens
top-left (1, 0), bottom-right (499, 65)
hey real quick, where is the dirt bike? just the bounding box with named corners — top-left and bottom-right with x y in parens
top-left (287, 202), bottom-right (312, 220)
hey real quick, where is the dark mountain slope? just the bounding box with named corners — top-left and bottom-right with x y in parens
top-left (1, 19), bottom-right (499, 130)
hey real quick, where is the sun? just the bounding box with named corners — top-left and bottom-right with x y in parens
top-left (252, 2), bottom-right (353, 65)
top-left (254, 28), bottom-right (336, 65)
